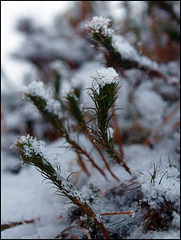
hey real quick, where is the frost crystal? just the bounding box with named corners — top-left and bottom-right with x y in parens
top-left (22, 81), bottom-right (62, 118)
top-left (85, 16), bottom-right (114, 37)
top-left (92, 67), bottom-right (119, 87)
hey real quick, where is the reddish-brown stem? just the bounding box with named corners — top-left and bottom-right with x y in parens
top-left (65, 134), bottom-right (107, 179)
top-left (85, 129), bottom-right (120, 181)
top-left (101, 211), bottom-right (134, 216)
top-left (161, 102), bottom-right (180, 126)
top-left (112, 109), bottom-right (124, 159)
top-left (77, 152), bottom-right (91, 177)
top-left (1, 218), bottom-right (40, 231)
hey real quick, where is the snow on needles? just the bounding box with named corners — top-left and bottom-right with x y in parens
top-left (18, 134), bottom-right (59, 167)
top-left (16, 135), bottom-right (89, 203)
top-left (112, 35), bottom-right (140, 62)
top-left (112, 35), bottom-right (159, 70)
top-left (92, 67), bottom-right (119, 87)
top-left (84, 16), bottom-right (114, 37)
top-left (22, 81), bottom-right (62, 118)
top-left (85, 16), bottom-right (159, 71)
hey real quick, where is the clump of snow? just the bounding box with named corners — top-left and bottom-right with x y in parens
top-left (112, 35), bottom-right (140, 62)
top-left (140, 55), bottom-right (159, 70)
top-left (92, 67), bottom-right (119, 87)
top-left (18, 134), bottom-right (46, 158)
top-left (84, 16), bottom-right (114, 37)
top-left (138, 164), bottom-right (180, 210)
top-left (134, 89), bottom-right (166, 127)
top-left (22, 81), bottom-right (62, 118)
top-left (44, 98), bottom-right (62, 117)
top-left (22, 81), bottom-right (46, 98)
top-left (16, 134), bottom-right (61, 170)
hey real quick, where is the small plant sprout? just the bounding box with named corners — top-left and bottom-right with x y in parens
top-left (88, 67), bottom-right (131, 174)
top-left (65, 88), bottom-right (120, 181)
top-left (89, 67), bottom-right (119, 143)
top-left (147, 163), bottom-right (168, 185)
top-left (147, 163), bottom-right (159, 185)
top-left (14, 134), bottom-right (110, 239)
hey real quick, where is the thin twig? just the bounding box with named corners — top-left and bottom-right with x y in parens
top-left (101, 211), bottom-right (134, 216)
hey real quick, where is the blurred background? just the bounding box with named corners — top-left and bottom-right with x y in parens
top-left (1, 1), bottom-right (72, 90)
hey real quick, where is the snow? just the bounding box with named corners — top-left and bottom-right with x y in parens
top-left (84, 16), bottom-right (114, 37)
top-left (112, 35), bottom-right (159, 70)
top-left (23, 81), bottom-right (62, 119)
top-left (134, 89), bottom-right (166, 127)
top-left (92, 67), bottom-right (119, 87)
top-left (112, 35), bottom-right (140, 62)
top-left (138, 164), bottom-right (180, 209)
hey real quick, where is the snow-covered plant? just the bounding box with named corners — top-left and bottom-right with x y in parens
top-left (14, 134), bottom-right (110, 239)
top-left (22, 68), bottom-right (132, 180)
top-left (65, 87), bottom-right (120, 181)
top-left (139, 162), bottom-right (180, 233)
top-left (88, 67), bottom-right (131, 174)
top-left (23, 81), bottom-right (107, 179)
top-left (84, 16), bottom-right (166, 80)
top-left (84, 16), bottom-right (114, 49)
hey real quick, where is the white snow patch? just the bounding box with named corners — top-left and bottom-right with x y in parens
top-left (22, 81), bottom-right (62, 118)
top-left (92, 67), bottom-right (119, 87)
top-left (134, 89), bottom-right (166, 126)
top-left (138, 164), bottom-right (180, 209)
